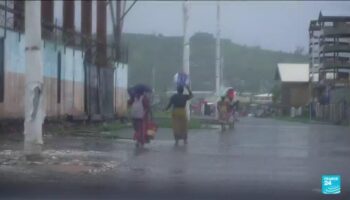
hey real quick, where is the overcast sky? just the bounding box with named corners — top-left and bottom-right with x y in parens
top-left (121, 1), bottom-right (350, 53)
top-left (52, 1), bottom-right (350, 53)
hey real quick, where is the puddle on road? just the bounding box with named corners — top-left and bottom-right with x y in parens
top-left (0, 149), bottom-right (123, 175)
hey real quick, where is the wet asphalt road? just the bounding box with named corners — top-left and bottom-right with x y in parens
top-left (1, 117), bottom-right (350, 200)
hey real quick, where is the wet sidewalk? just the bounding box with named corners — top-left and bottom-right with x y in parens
top-left (0, 127), bottom-right (208, 183)
top-left (0, 135), bottom-right (133, 182)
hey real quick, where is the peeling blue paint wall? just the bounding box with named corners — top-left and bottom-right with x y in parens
top-left (0, 28), bottom-right (85, 118)
top-left (0, 28), bottom-right (129, 119)
top-left (1, 28), bottom-right (84, 82)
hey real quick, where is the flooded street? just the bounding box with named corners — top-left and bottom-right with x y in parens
top-left (0, 118), bottom-right (349, 200)
top-left (0, 0), bottom-right (349, 199)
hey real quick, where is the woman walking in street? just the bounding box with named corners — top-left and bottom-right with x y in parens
top-left (165, 85), bottom-right (193, 146)
top-left (217, 96), bottom-right (229, 131)
top-left (128, 89), bottom-right (152, 148)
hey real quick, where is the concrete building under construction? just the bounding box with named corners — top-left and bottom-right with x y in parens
top-left (0, 0), bottom-right (130, 121)
top-left (309, 12), bottom-right (350, 123)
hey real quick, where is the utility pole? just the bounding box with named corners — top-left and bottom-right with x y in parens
top-left (183, 0), bottom-right (190, 120)
top-left (152, 65), bottom-right (156, 92)
top-left (24, 1), bottom-right (45, 159)
top-left (214, 1), bottom-right (221, 119)
top-left (309, 34), bottom-right (313, 122)
top-left (221, 56), bottom-right (224, 87)
top-left (215, 1), bottom-right (221, 96)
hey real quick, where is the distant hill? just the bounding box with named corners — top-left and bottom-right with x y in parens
top-left (119, 32), bottom-right (308, 93)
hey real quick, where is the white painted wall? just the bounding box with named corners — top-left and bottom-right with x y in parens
top-left (114, 62), bottom-right (128, 116)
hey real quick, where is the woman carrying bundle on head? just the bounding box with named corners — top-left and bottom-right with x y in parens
top-left (164, 85), bottom-right (193, 146)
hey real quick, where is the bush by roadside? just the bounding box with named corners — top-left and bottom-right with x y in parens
top-left (0, 111), bottom-right (206, 140)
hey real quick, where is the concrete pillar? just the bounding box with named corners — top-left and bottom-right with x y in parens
top-left (182, 1), bottom-right (190, 120)
top-left (41, 0), bottom-right (54, 38)
top-left (13, 0), bottom-right (25, 32)
top-left (96, 0), bottom-right (107, 67)
top-left (81, 0), bottom-right (92, 62)
top-left (63, 0), bottom-right (75, 46)
top-left (116, 0), bottom-right (122, 61)
top-left (24, 0), bottom-right (45, 159)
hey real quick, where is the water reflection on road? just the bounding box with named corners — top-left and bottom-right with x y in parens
top-left (0, 118), bottom-right (350, 199)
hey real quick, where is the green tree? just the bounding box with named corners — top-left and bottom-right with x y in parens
top-left (120, 32), bottom-right (308, 94)
top-left (271, 83), bottom-right (281, 104)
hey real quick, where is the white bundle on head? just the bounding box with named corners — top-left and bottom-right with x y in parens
top-left (174, 72), bottom-right (190, 87)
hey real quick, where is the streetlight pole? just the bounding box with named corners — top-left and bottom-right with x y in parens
top-left (215, 1), bottom-right (221, 96)
top-left (183, 0), bottom-right (190, 120)
top-left (152, 65), bottom-right (156, 92)
top-left (24, 1), bottom-right (45, 158)
top-left (221, 56), bottom-right (224, 87)
top-left (214, 1), bottom-right (221, 119)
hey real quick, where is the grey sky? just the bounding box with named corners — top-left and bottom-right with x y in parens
top-left (122, 1), bottom-right (350, 52)
top-left (51, 1), bottom-right (350, 53)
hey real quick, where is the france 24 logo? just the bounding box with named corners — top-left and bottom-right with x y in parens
top-left (322, 175), bottom-right (341, 195)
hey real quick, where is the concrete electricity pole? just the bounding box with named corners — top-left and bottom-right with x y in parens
top-left (221, 56), bottom-right (224, 87)
top-left (24, 1), bottom-right (45, 158)
top-left (215, 1), bottom-right (221, 96)
top-left (183, 0), bottom-right (190, 120)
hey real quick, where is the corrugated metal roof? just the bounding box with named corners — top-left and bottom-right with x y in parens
top-left (277, 63), bottom-right (309, 83)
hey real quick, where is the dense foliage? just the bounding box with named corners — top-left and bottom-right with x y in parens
top-left (121, 32), bottom-right (308, 93)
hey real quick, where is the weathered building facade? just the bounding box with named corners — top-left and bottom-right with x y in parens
top-left (0, 0), bottom-right (129, 120)
top-left (309, 12), bottom-right (350, 123)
